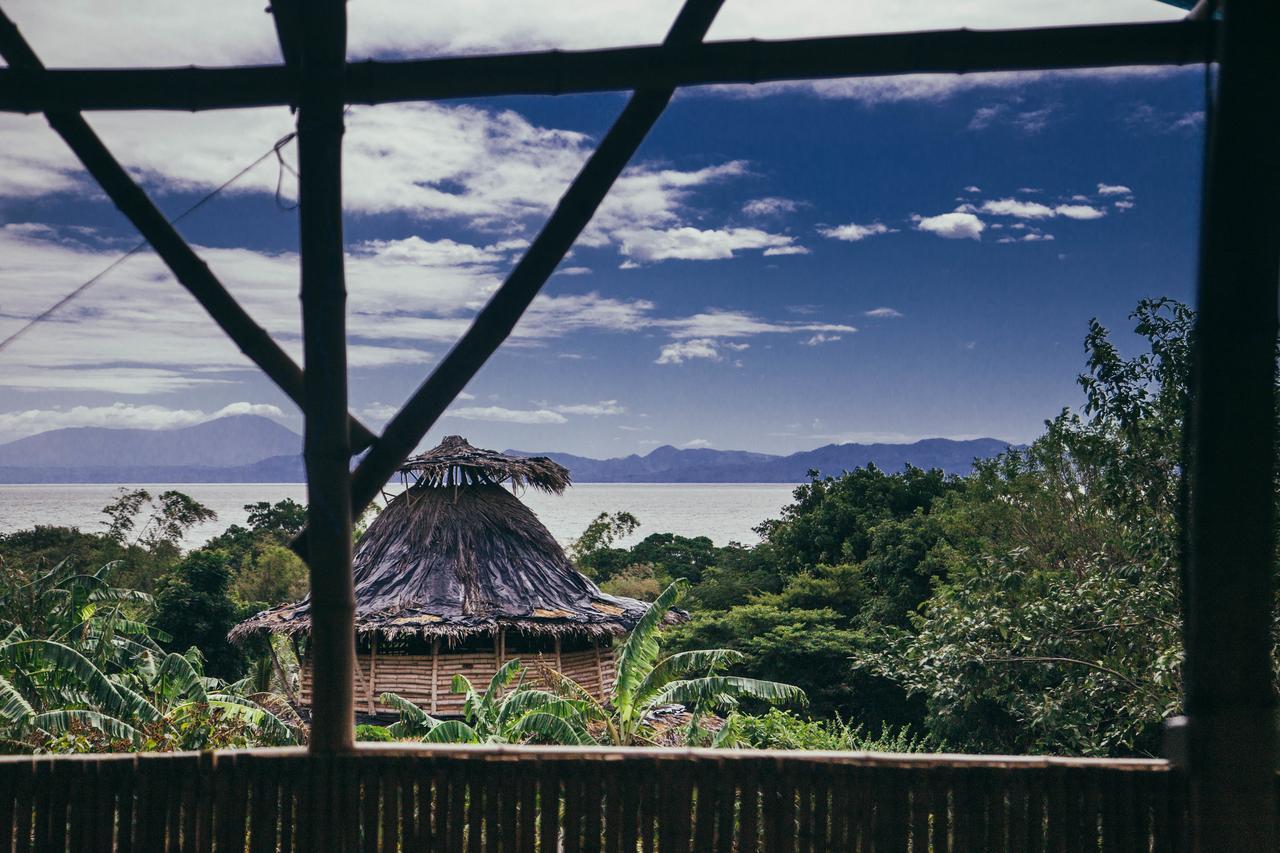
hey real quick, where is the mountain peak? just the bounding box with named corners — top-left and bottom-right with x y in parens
top-left (0, 414), bottom-right (301, 470)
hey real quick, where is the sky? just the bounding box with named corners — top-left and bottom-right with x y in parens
top-left (0, 1), bottom-right (1208, 457)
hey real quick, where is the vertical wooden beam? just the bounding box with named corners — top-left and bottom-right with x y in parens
top-left (594, 641), bottom-right (605, 698)
top-left (297, 0), bottom-right (354, 753)
top-left (430, 638), bottom-right (440, 714)
top-left (367, 636), bottom-right (378, 716)
top-left (1183, 0), bottom-right (1280, 847)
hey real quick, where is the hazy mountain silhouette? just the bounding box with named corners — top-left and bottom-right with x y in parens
top-left (0, 416), bottom-right (1011, 483)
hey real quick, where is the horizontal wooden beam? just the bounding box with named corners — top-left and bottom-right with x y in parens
top-left (0, 21), bottom-right (1215, 113)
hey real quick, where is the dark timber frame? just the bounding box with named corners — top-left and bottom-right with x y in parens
top-left (0, 1), bottom-right (1275, 847)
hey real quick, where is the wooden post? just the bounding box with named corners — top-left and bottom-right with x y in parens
top-left (554, 636), bottom-right (563, 674)
top-left (430, 638), bottom-right (440, 714)
top-left (1182, 0), bottom-right (1280, 848)
top-left (593, 641), bottom-right (605, 698)
top-left (367, 636), bottom-right (378, 716)
top-left (297, 0), bottom-right (354, 753)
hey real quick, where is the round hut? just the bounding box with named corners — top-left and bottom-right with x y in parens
top-left (232, 435), bottom-right (667, 717)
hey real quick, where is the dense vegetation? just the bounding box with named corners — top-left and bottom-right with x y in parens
top-left (1, 298), bottom-right (1251, 756)
top-left (576, 299), bottom-right (1249, 757)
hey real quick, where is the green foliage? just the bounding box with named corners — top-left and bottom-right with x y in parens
top-left (153, 551), bottom-right (245, 680)
top-left (381, 661), bottom-right (595, 746)
top-left (229, 545), bottom-right (308, 606)
top-left (732, 709), bottom-right (936, 753)
top-left (355, 724), bottom-right (394, 742)
top-left (102, 488), bottom-right (217, 551)
top-left (563, 582), bottom-right (806, 746)
top-left (569, 511), bottom-right (640, 577)
top-left (244, 499), bottom-right (307, 538)
top-left (858, 298), bottom-right (1206, 756)
top-left (599, 563), bottom-right (662, 600)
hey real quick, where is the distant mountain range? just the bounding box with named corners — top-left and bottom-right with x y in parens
top-left (0, 414), bottom-right (1013, 483)
top-left (508, 437), bottom-right (1013, 483)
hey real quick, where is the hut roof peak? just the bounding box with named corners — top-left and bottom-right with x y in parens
top-left (398, 434), bottom-right (571, 493)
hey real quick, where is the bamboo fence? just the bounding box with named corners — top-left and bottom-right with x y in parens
top-left (0, 745), bottom-right (1190, 852)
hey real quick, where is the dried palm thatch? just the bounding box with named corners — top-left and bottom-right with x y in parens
top-left (399, 434), bottom-right (570, 493)
top-left (232, 437), bottom-right (676, 643)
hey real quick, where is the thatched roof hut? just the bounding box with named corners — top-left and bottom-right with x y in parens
top-left (233, 435), bottom-right (670, 715)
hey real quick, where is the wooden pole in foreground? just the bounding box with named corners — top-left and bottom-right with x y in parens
top-left (1183, 0), bottom-right (1280, 847)
top-left (296, 0), bottom-right (355, 753)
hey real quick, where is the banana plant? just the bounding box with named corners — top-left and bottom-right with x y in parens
top-left (0, 630), bottom-right (297, 748)
top-left (550, 581), bottom-right (807, 746)
top-left (381, 659), bottom-right (594, 745)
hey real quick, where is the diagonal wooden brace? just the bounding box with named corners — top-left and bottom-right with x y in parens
top-left (0, 8), bottom-right (377, 453)
top-left (288, 0), bottom-right (728, 557)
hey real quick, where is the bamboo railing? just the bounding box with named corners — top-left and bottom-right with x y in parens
top-left (0, 745), bottom-right (1186, 852)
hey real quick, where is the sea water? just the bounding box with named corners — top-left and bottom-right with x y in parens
top-left (0, 482), bottom-right (799, 551)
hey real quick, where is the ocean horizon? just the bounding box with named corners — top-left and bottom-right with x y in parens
top-left (0, 482), bottom-right (799, 550)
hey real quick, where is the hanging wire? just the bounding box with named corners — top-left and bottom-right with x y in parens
top-left (0, 130), bottom-right (299, 356)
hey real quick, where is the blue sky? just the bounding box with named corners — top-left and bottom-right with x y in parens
top-left (0, 1), bottom-right (1206, 457)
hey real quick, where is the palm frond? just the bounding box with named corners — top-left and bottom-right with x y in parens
top-left (380, 691), bottom-right (444, 737)
top-left (650, 676), bottom-right (806, 711)
top-left (0, 674), bottom-right (35, 727)
top-left (509, 712), bottom-right (594, 746)
top-left (634, 649), bottom-right (745, 707)
top-left (155, 652), bottom-right (209, 704)
top-left (421, 720), bottom-right (480, 744)
top-left (32, 709), bottom-right (138, 743)
top-left (614, 581), bottom-right (685, 714)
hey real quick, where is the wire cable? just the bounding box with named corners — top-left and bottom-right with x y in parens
top-left (0, 130), bottom-right (298, 355)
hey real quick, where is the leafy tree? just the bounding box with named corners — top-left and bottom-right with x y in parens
top-left (758, 464), bottom-right (959, 576)
top-left (861, 299), bottom-right (1208, 756)
top-left (570, 511), bottom-right (640, 578)
top-left (153, 551), bottom-right (245, 680)
top-left (245, 499), bottom-right (307, 538)
top-left (229, 544), bottom-right (308, 606)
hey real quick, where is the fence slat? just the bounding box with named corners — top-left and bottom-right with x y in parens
top-left (0, 748), bottom-right (1199, 853)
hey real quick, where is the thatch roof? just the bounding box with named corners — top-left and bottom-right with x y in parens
top-left (232, 437), bottom-right (674, 643)
top-left (399, 434), bottom-right (570, 493)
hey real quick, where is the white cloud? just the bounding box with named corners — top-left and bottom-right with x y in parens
top-left (864, 307), bottom-right (903, 318)
top-left (975, 198), bottom-right (1107, 220)
top-left (967, 102), bottom-right (1056, 133)
top-left (742, 197), bottom-right (800, 217)
top-left (1114, 199), bottom-right (1135, 210)
top-left (657, 310), bottom-right (855, 340)
top-left (0, 401), bottom-right (285, 443)
top-left (682, 439), bottom-right (712, 449)
top-left (818, 222), bottom-right (896, 242)
top-left (551, 400), bottom-right (626, 416)
top-left (912, 212), bottom-right (985, 240)
top-left (616, 226), bottom-right (799, 262)
top-left (763, 245), bottom-right (811, 256)
top-left (655, 339), bottom-right (722, 364)
top-left (0, 105), bottom-right (756, 267)
top-left (556, 266), bottom-right (593, 276)
top-left (963, 186), bottom-right (982, 193)
top-left (447, 406), bottom-right (567, 424)
top-left (1053, 204), bottom-right (1107, 221)
top-left (1096, 183), bottom-right (1133, 196)
top-left (0, 225), bottom-right (658, 393)
top-left (802, 333), bottom-right (842, 346)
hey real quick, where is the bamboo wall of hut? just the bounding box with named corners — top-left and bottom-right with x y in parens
top-left (304, 637), bottom-right (617, 717)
